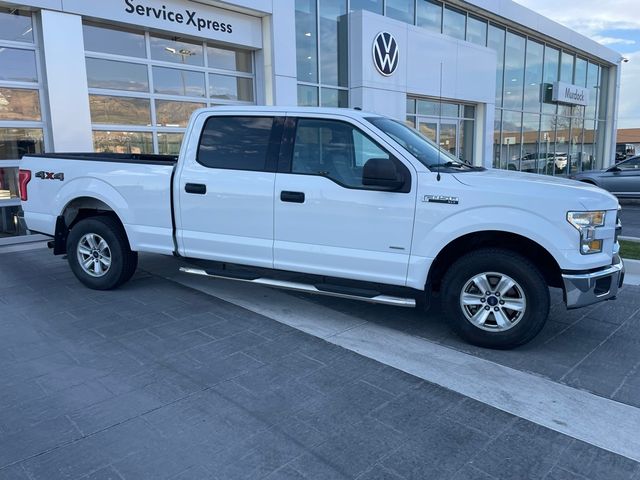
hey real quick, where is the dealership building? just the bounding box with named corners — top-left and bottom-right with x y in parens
top-left (0, 0), bottom-right (623, 241)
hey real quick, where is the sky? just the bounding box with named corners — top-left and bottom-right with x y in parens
top-left (514, 0), bottom-right (640, 129)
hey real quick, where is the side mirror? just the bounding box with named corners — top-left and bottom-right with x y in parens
top-left (362, 158), bottom-right (405, 191)
top-left (608, 166), bottom-right (622, 173)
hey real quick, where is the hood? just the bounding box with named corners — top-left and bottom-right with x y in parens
top-left (452, 169), bottom-right (619, 211)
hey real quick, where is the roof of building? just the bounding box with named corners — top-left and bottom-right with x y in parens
top-left (617, 129), bottom-right (640, 144)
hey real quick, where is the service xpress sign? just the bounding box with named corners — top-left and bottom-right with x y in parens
top-left (552, 81), bottom-right (590, 106)
top-left (63, 0), bottom-right (262, 48)
top-left (124, 0), bottom-right (232, 33)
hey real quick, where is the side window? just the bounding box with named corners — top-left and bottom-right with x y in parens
top-left (620, 157), bottom-right (640, 170)
top-left (197, 116), bottom-right (274, 171)
top-left (292, 118), bottom-right (392, 188)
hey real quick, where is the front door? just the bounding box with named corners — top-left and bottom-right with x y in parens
top-left (176, 114), bottom-right (283, 268)
top-left (274, 116), bottom-right (417, 286)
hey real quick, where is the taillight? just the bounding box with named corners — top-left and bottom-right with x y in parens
top-left (18, 169), bottom-right (31, 201)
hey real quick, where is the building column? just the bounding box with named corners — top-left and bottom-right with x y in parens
top-left (262, 0), bottom-right (297, 106)
top-left (39, 9), bottom-right (93, 151)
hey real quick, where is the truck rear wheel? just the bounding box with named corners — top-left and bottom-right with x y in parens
top-left (440, 248), bottom-right (549, 349)
top-left (67, 216), bottom-right (138, 290)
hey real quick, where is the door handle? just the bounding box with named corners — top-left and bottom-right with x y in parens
top-left (185, 183), bottom-right (206, 194)
top-left (280, 191), bottom-right (305, 203)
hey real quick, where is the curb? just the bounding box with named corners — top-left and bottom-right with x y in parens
top-left (620, 236), bottom-right (640, 242)
top-left (623, 258), bottom-right (640, 276)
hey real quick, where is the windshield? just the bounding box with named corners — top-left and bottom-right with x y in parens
top-left (366, 116), bottom-right (473, 170)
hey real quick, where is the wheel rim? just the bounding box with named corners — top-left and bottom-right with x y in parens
top-left (77, 233), bottom-right (112, 278)
top-left (459, 271), bottom-right (527, 332)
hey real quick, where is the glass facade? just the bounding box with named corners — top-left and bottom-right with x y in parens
top-left (0, 7), bottom-right (46, 239)
top-left (83, 22), bottom-right (255, 155)
top-left (295, 0), bottom-right (613, 174)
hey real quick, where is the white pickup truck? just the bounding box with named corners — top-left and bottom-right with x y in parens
top-left (19, 107), bottom-right (624, 348)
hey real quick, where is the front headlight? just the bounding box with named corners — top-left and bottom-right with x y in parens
top-left (567, 211), bottom-right (606, 254)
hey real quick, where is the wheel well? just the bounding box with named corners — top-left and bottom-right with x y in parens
top-left (427, 231), bottom-right (563, 292)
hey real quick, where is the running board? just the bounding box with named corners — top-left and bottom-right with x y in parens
top-left (179, 267), bottom-right (416, 308)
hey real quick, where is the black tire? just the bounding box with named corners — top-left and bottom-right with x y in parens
top-left (67, 216), bottom-right (138, 290)
top-left (440, 248), bottom-right (549, 349)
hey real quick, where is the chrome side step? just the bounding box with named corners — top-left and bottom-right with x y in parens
top-left (179, 267), bottom-right (416, 308)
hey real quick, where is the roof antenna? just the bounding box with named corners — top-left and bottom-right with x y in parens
top-left (436, 62), bottom-right (443, 182)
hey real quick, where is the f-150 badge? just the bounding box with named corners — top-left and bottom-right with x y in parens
top-left (423, 195), bottom-right (459, 205)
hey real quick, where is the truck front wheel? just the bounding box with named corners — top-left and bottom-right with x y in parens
top-left (67, 216), bottom-right (138, 290)
top-left (440, 248), bottom-right (549, 349)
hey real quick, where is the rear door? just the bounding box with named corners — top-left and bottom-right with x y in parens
top-left (176, 113), bottom-right (284, 268)
top-left (273, 115), bottom-right (417, 286)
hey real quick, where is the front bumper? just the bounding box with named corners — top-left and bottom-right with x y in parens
top-left (562, 256), bottom-right (625, 309)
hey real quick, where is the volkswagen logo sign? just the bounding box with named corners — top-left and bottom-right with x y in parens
top-left (373, 31), bottom-right (399, 76)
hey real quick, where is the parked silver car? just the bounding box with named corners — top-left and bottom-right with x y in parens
top-left (570, 155), bottom-right (640, 198)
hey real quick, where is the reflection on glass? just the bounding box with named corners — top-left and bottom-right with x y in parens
top-left (320, 87), bottom-right (348, 107)
top-left (539, 114), bottom-right (556, 175)
top-left (0, 48), bottom-right (37, 82)
top-left (350, 0), bottom-right (382, 13)
top-left (569, 117), bottom-right (584, 174)
top-left (463, 105), bottom-right (475, 119)
top-left (554, 116), bottom-right (570, 175)
top-left (0, 167), bottom-right (18, 200)
top-left (523, 39), bottom-right (543, 112)
top-left (83, 23), bottom-right (146, 57)
top-left (417, 0), bottom-right (442, 32)
top-left (153, 66), bottom-right (205, 97)
top-left (405, 117), bottom-right (415, 128)
top-left (207, 46), bottom-right (252, 72)
top-left (320, 0), bottom-right (348, 87)
top-left (585, 62), bottom-right (599, 119)
top-left (295, 0), bottom-right (318, 82)
top-left (93, 131), bottom-right (153, 154)
top-left (0, 128), bottom-right (43, 160)
top-left (86, 58), bottom-right (149, 92)
top-left (488, 25), bottom-right (505, 108)
top-left (89, 95), bottom-right (151, 125)
top-left (574, 57), bottom-right (587, 88)
top-left (150, 34), bottom-right (204, 66)
top-left (503, 32), bottom-right (525, 110)
top-left (416, 99), bottom-right (457, 117)
top-left (209, 74), bottom-right (253, 101)
top-left (155, 100), bottom-right (205, 127)
top-left (520, 113), bottom-right (540, 173)
top-left (297, 85), bottom-right (318, 106)
top-left (386, 0), bottom-right (414, 23)
top-left (440, 122), bottom-right (457, 156)
top-left (493, 109), bottom-right (502, 168)
top-left (0, 205), bottom-right (28, 237)
top-left (157, 133), bottom-right (184, 155)
top-left (560, 51), bottom-right (574, 83)
top-left (466, 16), bottom-right (487, 46)
top-left (459, 120), bottom-right (474, 162)
top-left (542, 46), bottom-right (559, 114)
top-left (443, 6), bottom-right (466, 40)
top-left (501, 110), bottom-right (522, 171)
top-left (0, 8), bottom-right (33, 43)
top-left (407, 98), bottom-right (416, 114)
top-left (419, 121), bottom-right (437, 142)
top-left (0, 88), bottom-right (41, 121)
top-left (597, 66), bottom-right (608, 121)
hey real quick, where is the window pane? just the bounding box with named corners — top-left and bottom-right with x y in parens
top-left (83, 23), bottom-right (146, 58)
top-left (321, 87), bottom-right (348, 107)
top-left (443, 6), bottom-right (465, 40)
top-left (93, 131), bottom-right (153, 154)
top-left (0, 48), bottom-right (37, 82)
top-left (520, 113), bottom-right (541, 172)
top-left (209, 74), bottom-right (253, 101)
top-left (459, 119), bottom-right (474, 162)
top-left (560, 51), bottom-right (574, 83)
top-left (0, 167), bottom-right (18, 200)
top-left (0, 8), bottom-right (33, 43)
top-left (501, 110), bottom-right (522, 171)
top-left (488, 26), bottom-right (505, 108)
top-left (197, 116), bottom-right (273, 171)
top-left (463, 105), bottom-right (476, 119)
top-left (539, 114), bottom-right (556, 174)
top-left (569, 116), bottom-right (584, 174)
top-left (0, 205), bottom-right (28, 237)
top-left (417, 0), bottom-right (442, 32)
top-left (574, 57), bottom-right (587, 88)
top-left (503, 32), bottom-right (525, 110)
top-left (350, 0), bottom-right (382, 14)
top-left (320, 0), bottom-right (348, 87)
top-left (297, 84), bottom-right (318, 106)
top-left (523, 39), bottom-right (543, 112)
top-left (597, 66), bottom-right (608, 121)
top-left (0, 88), bottom-right (40, 121)
top-left (295, 0), bottom-right (318, 82)
top-left (86, 58), bottom-right (149, 92)
top-left (153, 66), bottom-right (205, 97)
top-left (406, 98), bottom-right (416, 114)
top-left (493, 109), bottom-right (502, 168)
top-left (0, 128), bottom-right (43, 160)
top-left (89, 95), bottom-right (151, 125)
top-left (554, 116), bottom-right (570, 175)
top-left (157, 133), bottom-right (184, 155)
top-left (386, 0), bottom-right (414, 23)
top-left (150, 35), bottom-right (204, 66)
top-left (585, 62), bottom-right (599, 119)
top-left (542, 46), bottom-right (559, 114)
top-left (155, 100), bottom-right (205, 127)
top-left (207, 46), bottom-right (252, 73)
top-left (419, 120), bottom-right (437, 142)
top-left (466, 16), bottom-right (487, 46)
